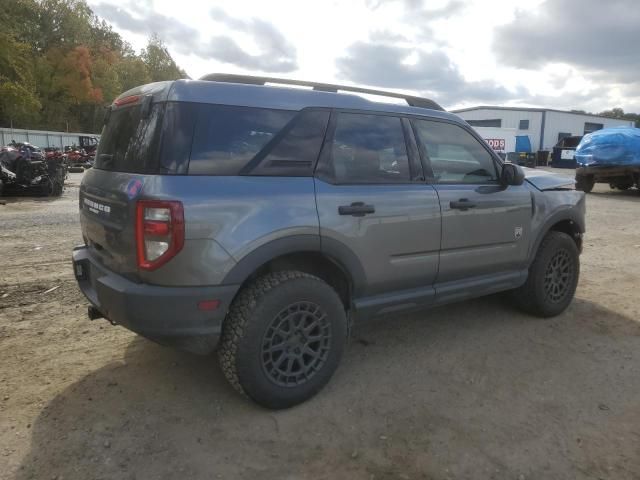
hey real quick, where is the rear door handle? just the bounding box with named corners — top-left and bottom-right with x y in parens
top-left (449, 198), bottom-right (477, 211)
top-left (338, 202), bottom-right (376, 216)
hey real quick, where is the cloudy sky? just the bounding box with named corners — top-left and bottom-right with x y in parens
top-left (88, 0), bottom-right (640, 112)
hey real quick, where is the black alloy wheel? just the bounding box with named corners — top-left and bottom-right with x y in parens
top-left (543, 248), bottom-right (574, 304)
top-left (261, 301), bottom-right (332, 387)
top-left (510, 231), bottom-right (580, 317)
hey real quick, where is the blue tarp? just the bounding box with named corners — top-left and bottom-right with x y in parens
top-left (575, 127), bottom-right (640, 167)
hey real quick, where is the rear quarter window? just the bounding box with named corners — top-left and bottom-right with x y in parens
top-left (245, 109), bottom-right (330, 176)
top-left (188, 105), bottom-right (295, 175)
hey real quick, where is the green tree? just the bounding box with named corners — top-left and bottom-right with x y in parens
top-left (141, 34), bottom-right (187, 82)
top-left (115, 56), bottom-right (152, 92)
top-left (0, 1), bottom-right (189, 132)
top-left (0, 0), bottom-right (40, 127)
top-left (0, 33), bottom-right (41, 127)
top-left (598, 108), bottom-right (640, 128)
top-left (89, 18), bottom-right (128, 54)
top-left (33, 0), bottom-right (93, 52)
top-left (92, 49), bottom-right (120, 103)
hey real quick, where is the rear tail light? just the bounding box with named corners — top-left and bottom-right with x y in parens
top-left (135, 200), bottom-right (184, 271)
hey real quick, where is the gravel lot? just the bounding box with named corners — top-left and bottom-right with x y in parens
top-left (1, 171), bottom-right (639, 480)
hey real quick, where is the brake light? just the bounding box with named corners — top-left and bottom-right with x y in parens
top-left (135, 200), bottom-right (184, 271)
top-left (114, 95), bottom-right (140, 107)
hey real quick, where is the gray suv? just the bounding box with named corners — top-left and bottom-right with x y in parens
top-left (72, 74), bottom-right (585, 408)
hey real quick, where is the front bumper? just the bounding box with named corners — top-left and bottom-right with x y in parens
top-left (72, 246), bottom-right (240, 354)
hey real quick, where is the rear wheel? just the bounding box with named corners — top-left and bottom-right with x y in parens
top-left (218, 271), bottom-right (347, 409)
top-left (610, 178), bottom-right (634, 190)
top-left (511, 231), bottom-right (580, 317)
top-left (575, 175), bottom-right (594, 193)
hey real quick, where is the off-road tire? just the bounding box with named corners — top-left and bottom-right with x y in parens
top-left (218, 271), bottom-right (347, 409)
top-left (575, 175), bottom-right (594, 193)
top-left (51, 179), bottom-right (63, 197)
top-left (39, 177), bottom-right (54, 197)
top-left (511, 231), bottom-right (580, 318)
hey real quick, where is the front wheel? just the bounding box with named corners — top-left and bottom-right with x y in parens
top-left (218, 271), bottom-right (347, 409)
top-left (511, 231), bottom-right (580, 317)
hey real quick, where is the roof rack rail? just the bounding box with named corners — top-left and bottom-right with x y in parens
top-left (199, 73), bottom-right (444, 111)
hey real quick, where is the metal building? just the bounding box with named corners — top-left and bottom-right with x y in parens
top-left (0, 127), bottom-right (99, 149)
top-left (452, 106), bottom-right (634, 152)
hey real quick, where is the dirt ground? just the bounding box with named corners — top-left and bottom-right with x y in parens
top-left (1, 170), bottom-right (639, 480)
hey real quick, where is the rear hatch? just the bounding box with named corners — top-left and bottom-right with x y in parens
top-left (80, 83), bottom-right (170, 278)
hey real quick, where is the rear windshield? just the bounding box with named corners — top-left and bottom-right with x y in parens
top-left (95, 103), bottom-right (163, 173)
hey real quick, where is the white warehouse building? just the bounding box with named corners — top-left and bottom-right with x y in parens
top-left (452, 106), bottom-right (634, 152)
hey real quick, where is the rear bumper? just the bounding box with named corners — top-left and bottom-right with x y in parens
top-left (72, 246), bottom-right (240, 354)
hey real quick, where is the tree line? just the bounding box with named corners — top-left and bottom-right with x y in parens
top-left (0, 0), bottom-right (187, 134)
top-left (2, 0), bottom-right (638, 135)
top-left (587, 108), bottom-right (640, 128)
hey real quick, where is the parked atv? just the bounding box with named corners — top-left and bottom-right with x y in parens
top-left (0, 146), bottom-right (67, 197)
top-left (65, 146), bottom-right (93, 171)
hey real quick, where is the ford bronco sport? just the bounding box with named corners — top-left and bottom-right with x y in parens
top-left (73, 74), bottom-right (585, 408)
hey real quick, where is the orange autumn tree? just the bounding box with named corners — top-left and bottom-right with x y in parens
top-left (1, 0), bottom-right (188, 133)
top-left (60, 46), bottom-right (103, 104)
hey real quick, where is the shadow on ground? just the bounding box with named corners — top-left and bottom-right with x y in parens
top-left (587, 187), bottom-right (640, 203)
top-left (14, 296), bottom-right (640, 480)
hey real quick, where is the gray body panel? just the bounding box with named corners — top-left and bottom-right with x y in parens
top-left (526, 187), bottom-right (586, 262)
top-left (81, 170), bottom-right (321, 287)
top-left (149, 176), bottom-right (318, 243)
top-left (433, 183), bottom-right (532, 283)
top-left (522, 167), bottom-right (575, 191)
top-left (314, 179), bottom-right (441, 297)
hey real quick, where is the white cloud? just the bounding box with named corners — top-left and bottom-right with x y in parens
top-left (88, 0), bottom-right (639, 112)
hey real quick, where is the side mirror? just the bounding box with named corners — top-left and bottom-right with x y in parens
top-left (501, 162), bottom-right (525, 186)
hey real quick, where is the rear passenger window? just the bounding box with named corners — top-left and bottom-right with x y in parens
top-left (327, 113), bottom-right (410, 183)
top-left (188, 105), bottom-right (295, 175)
top-left (413, 120), bottom-right (498, 183)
